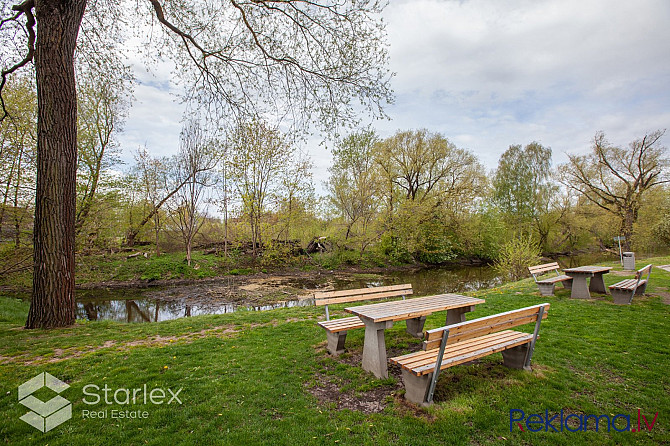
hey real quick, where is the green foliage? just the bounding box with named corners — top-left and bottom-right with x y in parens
top-left (413, 217), bottom-right (457, 264)
top-left (377, 234), bottom-right (413, 264)
top-left (494, 236), bottom-right (542, 281)
top-left (260, 241), bottom-right (293, 268)
top-left (226, 268), bottom-right (254, 275)
top-left (493, 142), bottom-right (552, 224)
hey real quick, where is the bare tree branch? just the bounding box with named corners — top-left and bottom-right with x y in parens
top-left (0, 0), bottom-right (35, 121)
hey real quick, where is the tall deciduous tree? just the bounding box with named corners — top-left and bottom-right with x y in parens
top-left (493, 142), bottom-right (552, 221)
top-left (228, 120), bottom-right (292, 256)
top-left (75, 70), bottom-right (130, 237)
top-left (375, 129), bottom-right (482, 203)
top-left (1, 0), bottom-right (392, 328)
top-left (492, 142), bottom-right (557, 247)
top-left (168, 120), bottom-right (216, 266)
top-left (559, 130), bottom-right (670, 250)
top-left (327, 129), bottom-right (380, 251)
top-left (0, 74), bottom-right (36, 246)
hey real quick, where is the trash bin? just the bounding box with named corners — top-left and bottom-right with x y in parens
top-left (622, 252), bottom-right (635, 270)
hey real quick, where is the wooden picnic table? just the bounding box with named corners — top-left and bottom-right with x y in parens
top-left (345, 294), bottom-right (485, 378)
top-left (563, 265), bottom-right (612, 299)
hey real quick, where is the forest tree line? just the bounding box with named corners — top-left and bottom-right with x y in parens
top-left (1, 74), bottom-right (670, 269)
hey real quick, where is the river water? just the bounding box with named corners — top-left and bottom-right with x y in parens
top-left (75, 252), bottom-right (617, 323)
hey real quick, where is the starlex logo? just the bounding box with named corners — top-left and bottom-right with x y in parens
top-left (18, 372), bottom-right (72, 433)
top-left (510, 409), bottom-right (659, 433)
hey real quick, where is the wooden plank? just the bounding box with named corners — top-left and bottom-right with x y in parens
top-left (315, 287), bottom-right (413, 305)
top-left (358, 295), bottom-right (474, 316)
top-left (528, 263), bottom-right (560, 274)
top-left (318, 316), bottom-right (362, 328)
top-left (346, 294), bottom-right (485, 322)
top-left (392, 330), bottom-right (522, 367)
top-left (391, 330), bottom-right (533, 374)
top-left (424, 304), bottom-right (549, 341)
top-left (413, 335), bottom-right (533, 376)
top-left (537, 275), bottom-right (571, 284)
top-left (636, 264), bottom-right (652, 279)
top-left (314, 284), bottom-right (412, 301)
top-left (422, 312), bottom-right (547, 350)
top-left (609, 279), bottom-right (637, 290)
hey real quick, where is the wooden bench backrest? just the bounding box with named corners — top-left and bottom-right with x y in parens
top-left (528, 262), bottom-right (561, 277)
top-left (423, 303), bottom-right (550, 350)
top-left (314, 284), bottom-right (413, 306)
top-left (636, 264), bottom-right (653, 282)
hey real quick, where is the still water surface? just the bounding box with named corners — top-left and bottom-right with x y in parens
top-left (76, 252), bottom-right (616, 323)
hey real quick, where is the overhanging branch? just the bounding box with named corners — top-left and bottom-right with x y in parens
top-left (0, 0), bottom-right (35, 121)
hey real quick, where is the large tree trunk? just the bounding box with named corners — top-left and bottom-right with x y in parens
top-left (26, 0), bottom-right (87, 329)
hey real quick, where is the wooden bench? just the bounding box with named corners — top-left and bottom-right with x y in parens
top-left (390, 303), bottom-right (549, 406)
top-left (528, 262), bottom-right (572, 296)
top-left (315, 284), bottom-right (413, 355)
top-left (609, 264), bottom-right (652, 305)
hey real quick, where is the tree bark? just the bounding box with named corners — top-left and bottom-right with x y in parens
top-left (26, 0), bottom-right (86, 329)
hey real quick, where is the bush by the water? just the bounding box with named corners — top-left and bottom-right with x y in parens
top-left (494, 237), bottom-right (541, 280)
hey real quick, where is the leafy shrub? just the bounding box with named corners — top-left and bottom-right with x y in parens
top-left (494, 236), bottom-right (541, 281)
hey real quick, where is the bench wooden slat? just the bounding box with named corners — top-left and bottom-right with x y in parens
top-left (636, 264), bottom-right (652, 279)
top-left (610, 279), bottom-right (638, 290)
top-left (318, 317), bottom-right (364, 333)
top-left (391, 330), bottom-right (534, 376)
top-left (423, 311), bottom-right (547, 350)
top-left (537, 275), bottom-right (572, 284)
top-left (424, 304), bottom-right (549, 343)
top-left (317, 284), bottom-right (414, 355)
top-left (528, 262), bottom-right (560, 275)
top-left (314, 284), bottom-right (413, 303)
top-left (394, 330), bottom-right (522, 365)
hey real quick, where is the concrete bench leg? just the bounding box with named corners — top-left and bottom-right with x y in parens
top-left (446, 305), bottom-right (474, 325)
top-left (537, 283), bottom-right (556, 296)
top-left (361, 319), bottom-right (393, 379)
top-left (501, 343), bottom-right (532, 371)
top-left (563, 279), bottom-right (573, 291)
top-left (401, 369), bottom-right (433, 406)
top-left (406, 316), bottom-right (427, 338)
top-left (611, 289), bottom-right (633, 305)
top-left (326, 331), bottom-right (347, 355)
top-left (635, 282), bottom-right (647, 295)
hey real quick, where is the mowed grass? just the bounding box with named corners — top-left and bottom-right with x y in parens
top-left (0, 257), bottom-right (669, 445)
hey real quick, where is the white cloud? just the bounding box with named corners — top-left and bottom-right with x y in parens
top-left (115, 0), bottom-right (670, 184)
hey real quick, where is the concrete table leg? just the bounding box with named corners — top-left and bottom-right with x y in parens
top-left (406, 316), bottom-right (426, 338)
top-left (569, 274), bottom-right (591, 299)
top-left (446, 305), bottom-right (474, 325)
top-left (589, 273), bottom-right (608, 294)
top-left (361, 319), bottom-right (393, 379)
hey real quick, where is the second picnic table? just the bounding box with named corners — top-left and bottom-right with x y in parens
top-left (563, 265), bottom-right (613, 299)
top-left (345, 293), bottom-right (485, 378)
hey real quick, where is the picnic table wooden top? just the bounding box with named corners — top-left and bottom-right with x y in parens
top-left (563, 265), bottom-right (613, 274)
top-left (344, 294), bottom-right (485, 323)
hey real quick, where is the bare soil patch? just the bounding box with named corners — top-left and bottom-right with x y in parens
top-left (654, 291), bottom-right (670, 305)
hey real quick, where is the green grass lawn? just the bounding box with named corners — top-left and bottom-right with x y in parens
top-left (1, 257), bottom-right (669, 445)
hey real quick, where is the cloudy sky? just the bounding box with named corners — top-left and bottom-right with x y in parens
top-left (119, 0), bottom-right (670, 191)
